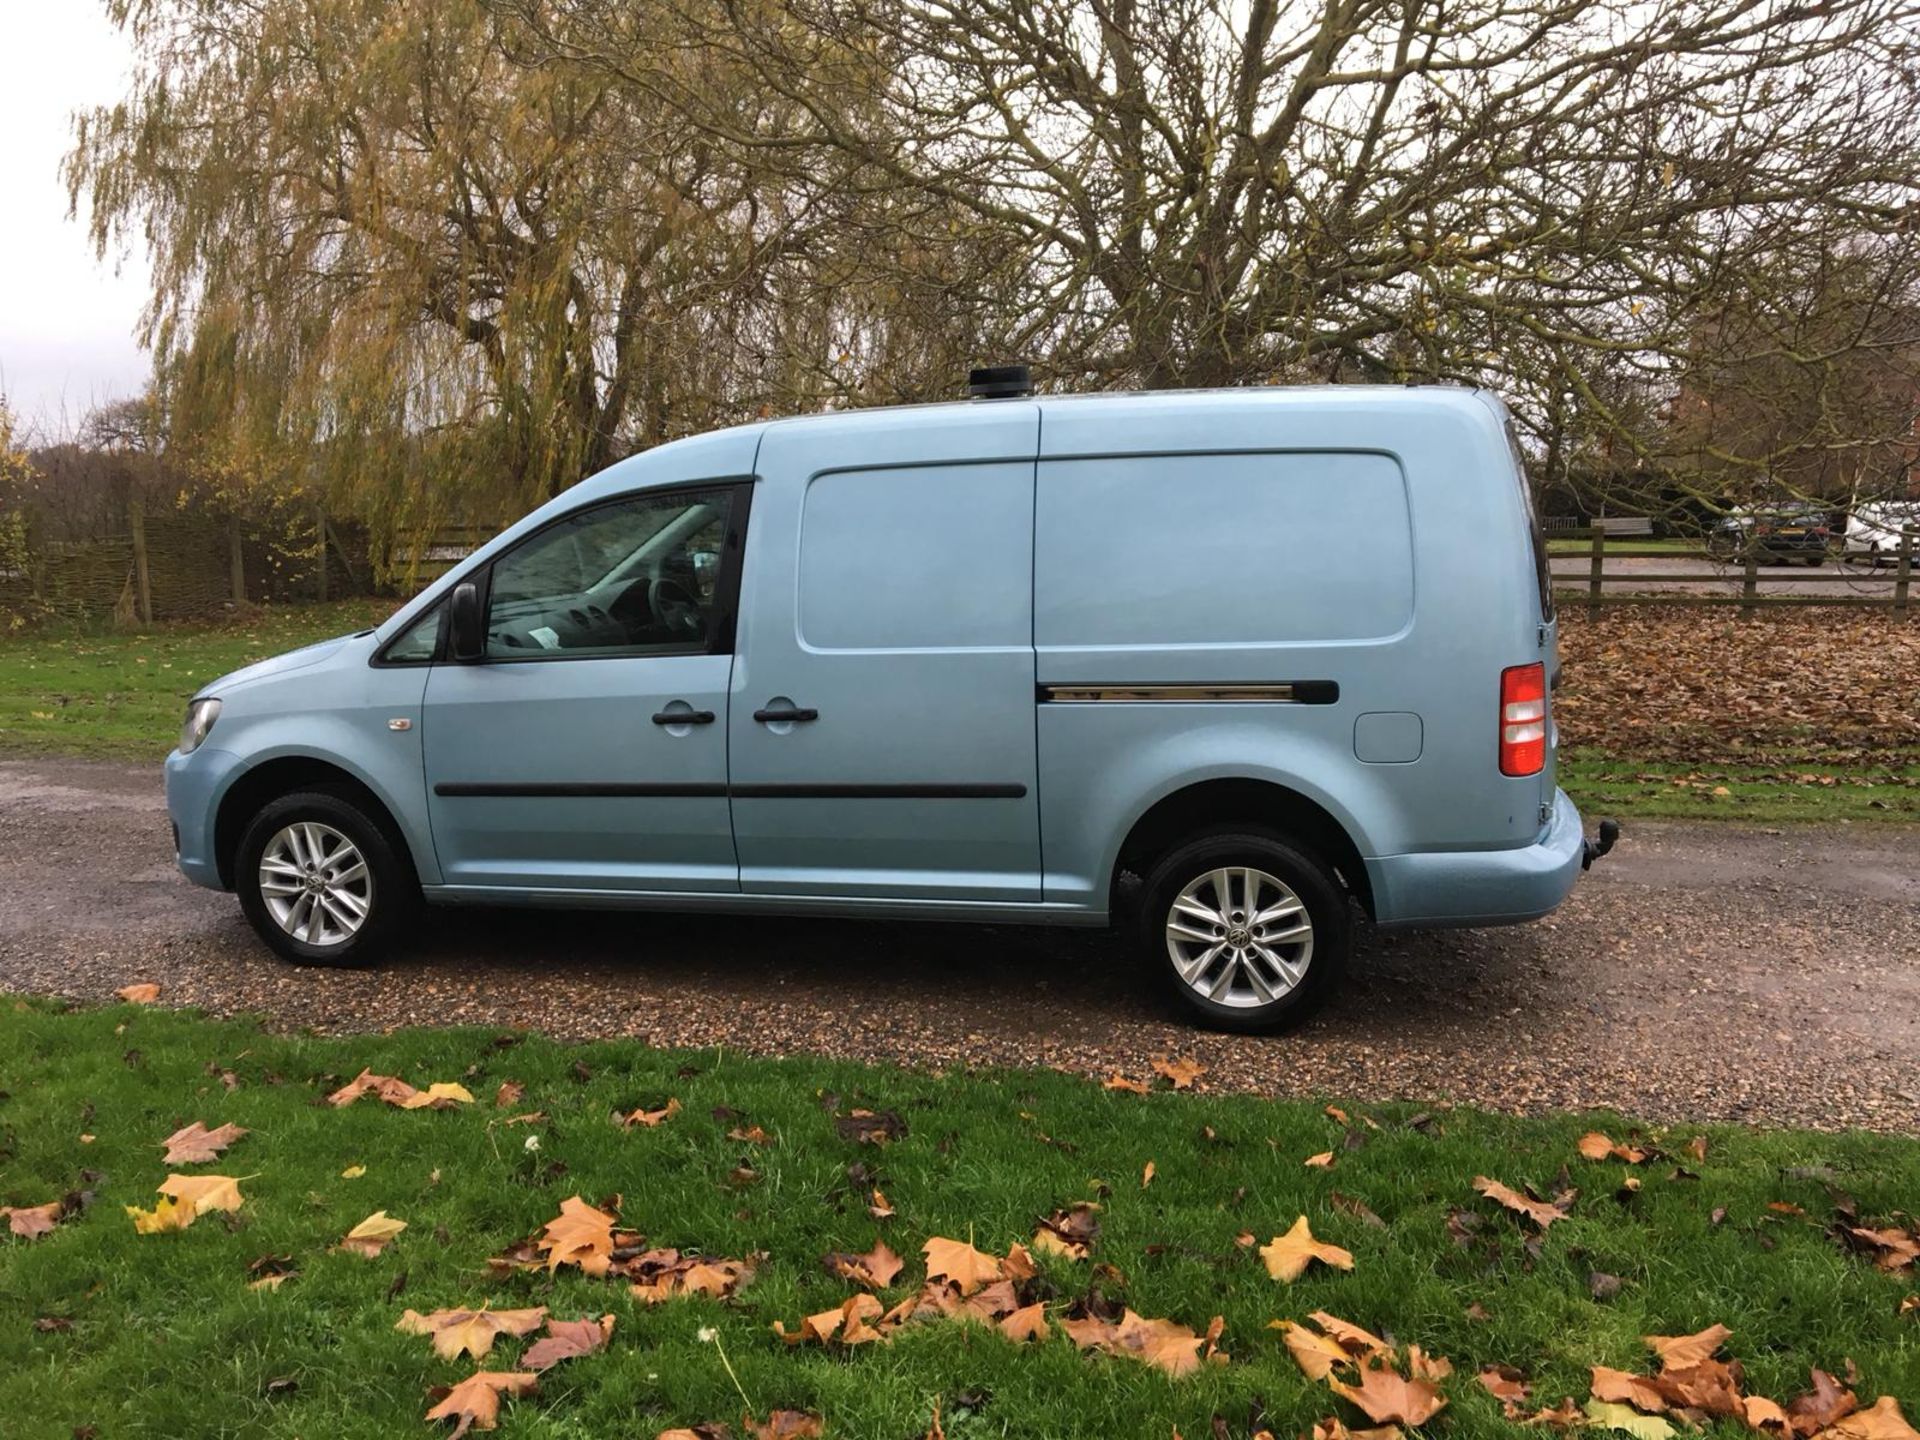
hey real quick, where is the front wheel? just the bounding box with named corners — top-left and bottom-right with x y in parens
top-left (1136, 830), bottom-right (1350, 1032)
top-left (235, 789), bottom-right (414, 967)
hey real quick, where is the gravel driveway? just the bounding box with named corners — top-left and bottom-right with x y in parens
top-left (3, 757), bottom-right (1916, 1132)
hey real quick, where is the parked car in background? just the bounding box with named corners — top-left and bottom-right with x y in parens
top-left (1843, 501), bottom-right (1920, 566)
top-left (1706, 504), bottom-right (1833, 565)
top-left (165, 379), bottom-right (1614, 1032)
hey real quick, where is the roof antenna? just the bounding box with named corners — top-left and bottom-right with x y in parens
top-left (967, 363), bottom-right (1033, 399)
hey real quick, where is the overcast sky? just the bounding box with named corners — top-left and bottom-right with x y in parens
top-left (0, 3), bottom-right (153, 440)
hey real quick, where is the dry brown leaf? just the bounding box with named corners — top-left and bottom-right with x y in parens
top-left (327, 1068), bottom-right (422, 1106)
top-left (774, 1292), bottom-right (890, 1347)
top-left (158, 1173), bottom-right (245, 1216)
top-left (1479, 1365), bottom-right (1532, 1406)
top-left (1152, 1056), bottom-right (1206, 1090)
top-left (728, 1124), bottom-right (773, 1145)
top-left (1142, 1160), bottom-right (1156, 1189)
top-left (1578, 1132), bottom-right (1616, 1161)
top-left (494, 1080), bottom-right (525, 1109)
top-left (338, 1210), bottom-right (407, 1258)
top-left (658, 1427), bottom-right (733, 1440)
top-left (1033, 1203), bottom-right (1101, 1259)
top-left (1306, 1151), bottom-right (1337, 1169)
top-left (1260, 1216), bottom-right (1355, 1281)
top-left (399, 1082), bottom-right (475, 1110)
top-left (1812, 1396), bottom-right (1920, 1440)
top-left (161, 1121), bottom-right (248, 1165)
top-left (1103, 1074), bottom-right (1150, 1095)
top-left (397, 1305), bottom-right (549, 1360)
top-left (868, 1189), bottom-right (894, 1220)
top-left (538, 1196), bottom-right (617, 1274)
top-left (1746, 1397), bottom-right (1795, 1434)
top-left (3, 1202), bottom-right (61, 1239)
top-left (615, 1098), bottom-right (681, 1128)
top-left (1331, 1356), bottom-right (1449, 1425)
top-left (1312, 1419), bottom-right (1405, 1440)
top-left (1788, 1370), bottom-right (1860, 1436)
top-left (1310, 1311), bottom-right (1391, 1355)
top-left (746, 1412), bottom-right (824, 1440)
top-left (126, 1194), bottom-right (193, 1233)
top-left (999, 1301), bottom-right (1049, 1342)
top-left (521, 1314), bottom-right (615, 1371)
top-left (1653, 1359), bottom-right (1744, 1416)
top-left (1474, 1176), bottom-right (1573, 1229)
top-left (824, 1240), bottom-right (903, 1290)
top-left (1276, 1319), bottom-right (1355, 1380)
top-left (1592, 1367), bottom-right (1669, 1414)
top-left (923, 1236), bottom-right (1004, 1295)
top-left (1846, 1227), bottom-right (1920, 1272)
top-left (1644, 1323), bottom-right (1732, 1371)
top-left (424, 1371), bottom-right (536, 1437)
top-left (115, 982), bottom-right (160, 1004)
top-left (1063, 1307), bottom-right (1223, 1378)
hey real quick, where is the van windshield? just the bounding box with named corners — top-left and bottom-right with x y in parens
top-left (1502, 416), bottom-right (1555, 622)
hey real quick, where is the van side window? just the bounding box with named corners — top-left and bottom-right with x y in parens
top-left (381, 604), bottom-right (443, 664)
top-left (798, 464), bottom-right (1032, 650)
top-left (483, 488), bottom-right (737, 658)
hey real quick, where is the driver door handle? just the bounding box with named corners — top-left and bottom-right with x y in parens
top-left (652, 708), bottom-right (716, 725)
top-left (753, 704), bottom-right (819, 724)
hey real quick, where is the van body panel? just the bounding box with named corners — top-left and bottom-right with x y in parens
top-left (726, 405), bottom-right (1045, 901)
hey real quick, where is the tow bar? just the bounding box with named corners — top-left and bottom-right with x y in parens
top-left (1582, 817), bottom-right (1620, 871)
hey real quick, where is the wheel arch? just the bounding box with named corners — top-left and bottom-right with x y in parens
top-left (1109, 777), bottom-right (1375, 922)
top-left (214, 755), bottom-right (418, 891)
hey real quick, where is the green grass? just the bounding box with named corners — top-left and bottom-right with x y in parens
top-left (0, 601), bottom-right (394, 759)
top-left (2, 1000), bottom-right (1916, 1439)
top-left (1559, 753), bottom-right (1920, 823)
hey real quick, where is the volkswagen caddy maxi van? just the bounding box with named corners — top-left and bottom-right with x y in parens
top-left (166, 380), bottom-right (1612, 1030)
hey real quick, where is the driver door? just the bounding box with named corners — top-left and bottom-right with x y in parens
top-left (422, 483), bottom-right (750, 894)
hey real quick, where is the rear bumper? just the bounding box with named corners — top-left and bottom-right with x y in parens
top-left (1365, 788), bottom-right (1585, 930)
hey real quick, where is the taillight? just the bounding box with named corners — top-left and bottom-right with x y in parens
top-left (1499, 663), bottom-right (1547, 776)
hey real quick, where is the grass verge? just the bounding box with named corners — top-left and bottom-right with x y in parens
top-left (1558, 754), bottom-right (1920, 824)
top-left (0, 600), bottom-right (394, 760)
top-left (3, 999), bottom-right (1917, 1438)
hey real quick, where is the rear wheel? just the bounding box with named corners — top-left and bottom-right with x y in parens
top-left (235, 789), bottom-right (414, 967)
top-left (1136, 829), bottom-right (1349, 1032)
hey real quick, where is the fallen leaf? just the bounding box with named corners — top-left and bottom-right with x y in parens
top-left (1652, 1359), bottom-right (1743, 1416)
top-left (1310, 1311), bottom-right (1391, 1355)
top-left (628, 1251), bottom-right (758, 1303)
top-left (1585, 1400), bottom-right (1677, 1440)
top-left (161, 1122), bottom-right (248, 1165)
top-left (1143, 1161), bottom-right (1156, 1189)
top-left (746, 1412), bottom-right (823, 1439)
top-left (1276, 1319), bottom-right (1356, 1380)
top-left (1813, 1396), bottom-right (1920, 1440)
top-left (728, 1125), bottom-right (773, 1145)
top-left (999, 1301), bottom-right (1049, 1342)
top-left (1643, 1323), bottom-right (1732, 1370)
top-left (1152, 1057), bottom-right (1206, 1090)
top-left (397, 1305), bottom-right (549, 1360)
top-left (1062, 1307), bottom-right (1223, 1378)
top-left (1479, 1365), bottom-right (1532, 1404)
top-left (1033, 1203), bottom-right (1101, 1259)
top-left (327, 1069), bottom-right (422, 1106)
top-left (1745, 1397), bottom-right (1794, 1435)
top-left (1591, 1366), bottom-right (1669, 1414)
top-left (924, 1236), bottom-right (1004, 1295)
top-left (615, 1098), bottom-right (681, 1128)
top-left (1103, 1074), bottom-right (1150, 1095)
top-left (339, 1210), bottom-right (407, 1258)
top-left (835, 1108), bottom-right (907, 1144)
top-left (342, 1164), bottom-right (366, 1179)
top-left (1578, 1132), bottom-right (1615, 1161)
top-left (158, 1173), bottom-right (245, 1216)
top-left (824, 1240), bottom-right (903, 1290)
top-left (521, 1314), bottom-right (615, 1371)
top-left (1305, 1150), bottom-right (1338, 1170)
top-left (3, 1202), bottom-right (61, 1239)
top-left (126, 1195), bottom-right (194, 1233)
top-left (538, 1196), bottom-right (617, 1274)
top-left (424, 1371), bottom-right (536, 1436)
top-left (1260, 1216), bottom-right (1355, 1282)
top-left (1474, 1176), bottom-right (1574, 1229)
top-left (1788, 1370), bottom-right (1859, 1435)
top-left (775, 1292), bottom-right (891, 1347)
top-left (400, 1082), bottom-right (476, 1111)
top-left (1845, 1227), bottom-right (1920, 1272)
top-left (868, 1190), bottom-right (894, 1220)
top-left (1330, 1356), bottom-right (1448, 1425)
top-left (494, 1081), bottom-right (524, 1109)
top-left (115, 983), bottom-right (160, 1004)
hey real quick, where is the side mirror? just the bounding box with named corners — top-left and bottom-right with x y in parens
top-left (447, 581), bottom-right (485, 662)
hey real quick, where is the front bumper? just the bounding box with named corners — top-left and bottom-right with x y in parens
top-left (1365, 787), bottom-right (1588, 930)
top-left (164, 745), bottom-right (244, 890)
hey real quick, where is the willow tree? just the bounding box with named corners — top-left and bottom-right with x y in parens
top-left (69, 0), bottom-right (1002, 567)
top-left (527, 0), bottom-right (1920, 507)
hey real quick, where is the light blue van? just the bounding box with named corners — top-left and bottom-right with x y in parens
top-left (165, 377), bottom-right (1613, 1029)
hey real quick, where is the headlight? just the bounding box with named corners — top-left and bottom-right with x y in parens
top-left (178, 698), bottom-right (222, 755)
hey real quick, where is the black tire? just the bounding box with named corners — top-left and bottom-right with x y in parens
top-left (234, 788), bottom-right (415, 967)
top-left (1135, 828), bottom-right (1350, 1033)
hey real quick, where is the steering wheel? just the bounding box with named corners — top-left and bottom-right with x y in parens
top-left (649, 577), bottom-right (704, 637)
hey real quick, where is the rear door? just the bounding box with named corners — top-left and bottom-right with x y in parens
top-left (727, 408), bottom-right (1043, 902)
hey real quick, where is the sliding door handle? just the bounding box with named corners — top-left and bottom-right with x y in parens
top-left (753, 704), bottom-right (819, 724)
top-left (652, 708), bottom-right (716, 725)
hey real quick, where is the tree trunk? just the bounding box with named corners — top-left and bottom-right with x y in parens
top-left (229, 513), bottom-right (246, 605)
top-left (128, 488), bottom-right (153, 626)
top-left (313, 500), bottom-right (329, 602)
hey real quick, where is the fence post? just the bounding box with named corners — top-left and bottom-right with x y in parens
top-left (1741, 547), bottom-right (1758, 618)
top-left (1896, 528), bottom-right (1914, 618)
top-left (1587, 527), bottom-right (1605, 618)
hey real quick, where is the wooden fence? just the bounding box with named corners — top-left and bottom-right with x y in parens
top-left (1553, 527), bottom-right (1915, 617)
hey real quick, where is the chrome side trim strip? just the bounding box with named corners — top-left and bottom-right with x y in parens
top-left (1039, 682), bottom-right (1339, 705)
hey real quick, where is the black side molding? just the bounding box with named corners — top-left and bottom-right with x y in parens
top-left (434, 782), bottom-right (727, 798)
top-left (730, 782), bottom-right (1027, 800)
